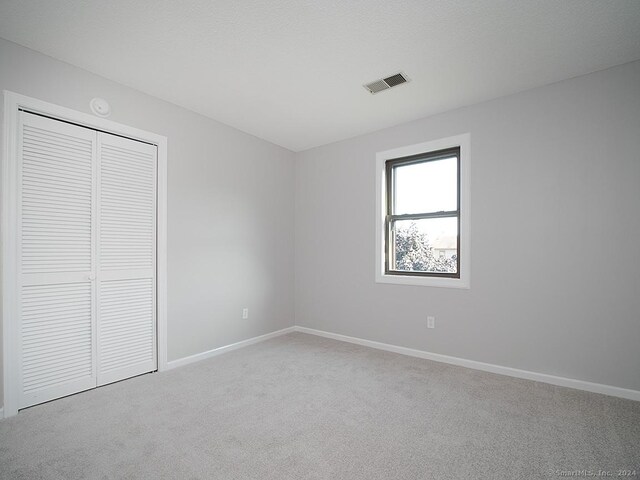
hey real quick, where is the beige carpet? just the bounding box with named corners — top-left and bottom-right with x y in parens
top-left (1, 332), bottom-right (638, 479)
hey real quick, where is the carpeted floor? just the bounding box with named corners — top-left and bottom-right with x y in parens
top-left (1, 332), bottom-right (638, 479)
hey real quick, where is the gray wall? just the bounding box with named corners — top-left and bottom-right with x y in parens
top-left (295, 61), bottom-right (640, 391)
top-left (0, 38), bottom-right (296, 406)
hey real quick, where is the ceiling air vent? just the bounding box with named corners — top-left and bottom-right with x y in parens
top-left (364, 72), bottom-right (410, 94)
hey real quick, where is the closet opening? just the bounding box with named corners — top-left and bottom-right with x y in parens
top-left (3, 91), bottom-right (168, 418)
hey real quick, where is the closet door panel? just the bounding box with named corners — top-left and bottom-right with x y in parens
top-left (21, 283), bottom-right (93, 404)
top-left (98, 278), bottom-right (155, 384)
top-left (18, 112), bottom-right (97, 408)
top-left (97, 133), bottom-right (157, 386)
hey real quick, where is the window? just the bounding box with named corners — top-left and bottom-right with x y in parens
top-left (376, 134), bottom-right (470, 288)
top-left (385, 147), bottom-right (460, 277)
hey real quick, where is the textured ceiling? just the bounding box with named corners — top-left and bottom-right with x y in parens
top-left (1, 1), bottom-right (639, 151)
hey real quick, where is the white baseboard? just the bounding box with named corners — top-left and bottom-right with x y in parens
top-left (166, 326), bottom-right (296, 370)
top-left (294, 326), bottom-right (640, 402)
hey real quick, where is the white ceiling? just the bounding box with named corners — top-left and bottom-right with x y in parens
top-left (1, 1), bottom-right (639, 152)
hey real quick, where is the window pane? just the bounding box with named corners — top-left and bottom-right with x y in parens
top-left (391, 218), bottom-right (458, 274)
top-left (393, 157), bottom-right (457, 214)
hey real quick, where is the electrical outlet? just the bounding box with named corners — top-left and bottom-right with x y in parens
top-left (427, 316), bottom-right (435, 329)
top-left (242, 308), bottom-right (249, 319)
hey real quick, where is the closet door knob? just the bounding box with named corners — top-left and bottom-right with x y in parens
top-left (87, 274), bottom-right (96, 281)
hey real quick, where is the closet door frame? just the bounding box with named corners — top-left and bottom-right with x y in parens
top-left (2, 91), bottom-right (168, 418)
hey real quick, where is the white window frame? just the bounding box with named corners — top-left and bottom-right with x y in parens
top-left (375, 134), bottom-right (470, 288)
top-left (2, 91), bottom-right (169, 417)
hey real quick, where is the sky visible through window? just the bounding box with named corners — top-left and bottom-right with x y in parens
top-left (394, 156), bottom-right (457, 239)
top-left (395, 157), bottom-right (457, 215)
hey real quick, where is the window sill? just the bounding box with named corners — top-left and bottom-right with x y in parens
top-left (375, 272), bottom-right (470, 289)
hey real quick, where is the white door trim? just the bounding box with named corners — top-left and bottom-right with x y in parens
top-left (2, 91), bottom-right (169, 418)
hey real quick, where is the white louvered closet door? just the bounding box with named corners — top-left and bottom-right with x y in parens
top-left (17, 112), bottom-right (158, 409)
top-left (96, 133), bottom-right (157, 386)
top-left (18, 112), bottom-right (97, 408)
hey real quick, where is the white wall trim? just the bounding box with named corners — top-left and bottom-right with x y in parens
top-left (2, 91), bottom-right (169, 418)
top-left (166, 327), bottom-right (296, 370)
top-left (375, 133), bottom-right (471, 288)
top-left (293, 326), bottom-right (640, 402)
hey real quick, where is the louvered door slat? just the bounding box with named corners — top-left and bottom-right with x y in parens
top-left (97, 133), bottom-right (157, 386)
top-left (18, 112), bottom-right (97, 409)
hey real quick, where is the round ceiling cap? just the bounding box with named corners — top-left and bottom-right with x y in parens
top-left (90, 97), bottom-right (111, 117)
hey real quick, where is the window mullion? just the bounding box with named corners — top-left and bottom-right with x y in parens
top-left (390, 211), bottom-right (458, 221)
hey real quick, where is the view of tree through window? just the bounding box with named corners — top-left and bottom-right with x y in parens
top-left (393, 220), bottom-right (457, 274)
